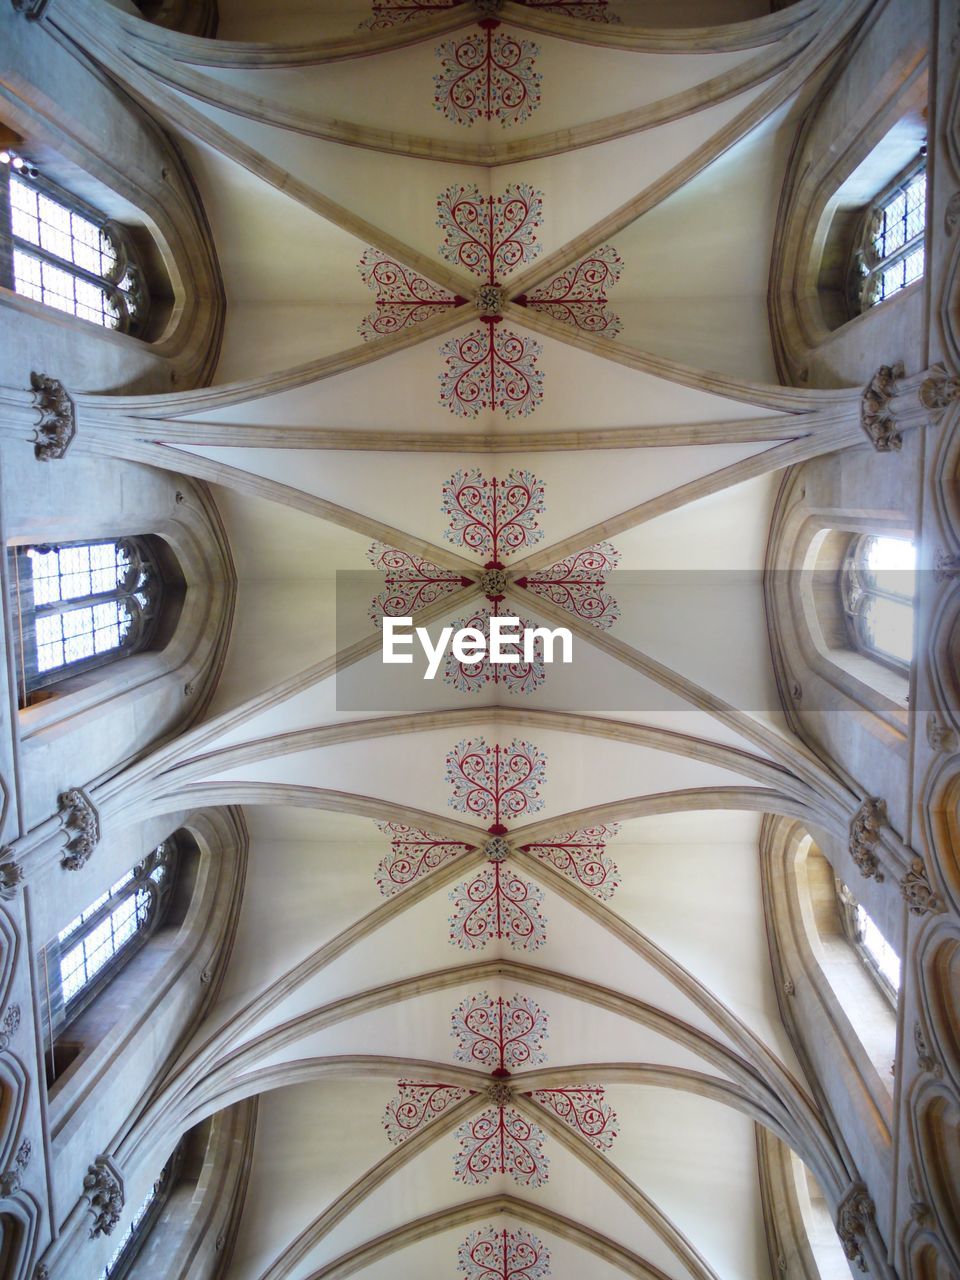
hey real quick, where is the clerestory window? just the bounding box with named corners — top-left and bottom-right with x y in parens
top-left (0, 149), bottom-right (148, 333)
top-left (836, 881), bottom-right (901, 1006)
top-left (39, 841), bottom-right (177, 1045)
top-left (9, 538), bottom-right (164, 707)
top-left (98, 1143), bottom-right (182, 1280)
top-left (840, 534), bottom-right (916, 673)
top-left (849, 158), bottom-right (926, 312)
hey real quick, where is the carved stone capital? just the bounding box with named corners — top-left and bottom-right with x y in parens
top-left (486, 1079), bottom-right (514, 1106)
top-left (849, 798), bottom-right (886, 881)
top-left (836, 1181), bottom-right (875, 1272)
top-left (926, 712), bottom-right (957, 753)
top-left (29, 373), bottom-right (76, 460)
top-left (475, 284), bottom-right (504, 317)
top-left (57, 788), bottom-right (100, 871)
top-left (478, 567), bottom-right (509, 600)
top-left (919, 365), bottom-right (960, 412)
top-left (860, 363), bottom-right (904, 451)
top-left (83, 1156), bottom-right (124, 1238)
top-left (914, 1020), bottom-right (942, 1077)
top-left (11, 0), bottom-right (50, 17)
top-left (0, 857), bottom-right (24, 901)
top-left (0, 1140), bottom-right (31, 1197)
top-left (0, 1003), bottom-right (21, 1052)
top-left (485, 835), bottom-right (512, 862)
top-left (900, 858), bottom-right (944, 917)
top-left (933, 548), bottom-right (960, 583)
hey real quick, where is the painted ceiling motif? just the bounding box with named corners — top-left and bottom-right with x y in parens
top-left (458, 1225), bottom-right (551, 1280)
top-left (382, 991), bottom-right (617, 1185)
top-left (358, 185), bottom-right (623, 417)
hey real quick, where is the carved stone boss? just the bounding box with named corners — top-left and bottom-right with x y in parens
top-left (30, 373), bottom-right (76, 461)
top-left (849, 798), bottom-right (886, 881)
top-left (83, 1156), bottom-right (124, 1238)
top-left (58, 788), bottom-right (100, 871)
top-left (899, 858), bottom-right (944, 916)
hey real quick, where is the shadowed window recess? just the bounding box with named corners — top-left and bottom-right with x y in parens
top-left (840, 534), bottom-right (917, 671)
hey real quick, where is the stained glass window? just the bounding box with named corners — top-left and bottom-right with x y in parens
top-left (841, 534), bottom-right (916, 671)
top-left (9, 538), bottom-right (163, 705)
top-left (851, 160), bottom-right (926, 311)
top-left (1, 153), bottom-right (146, 332)
top-left (41, 842), bottom-right (176, 1039)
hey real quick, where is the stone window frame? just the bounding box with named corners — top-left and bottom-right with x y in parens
top-left (38, 839), bottom-right (179, 1050)
top-left (835, 879), bottom-right (900, 1009)
top-left (8, 536), bottom-right (166, 708)
top-left (0, 153), bottom-right (150, 336)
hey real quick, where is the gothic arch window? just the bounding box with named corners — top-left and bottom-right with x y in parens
top-left (0, 149), bottom-right (148, 334)
top-left (8, 538), bottom-right (166, 708)
top-left (39, 841), bottom-right (178, 1059)
top-left (840, 533), bottom-right (917, 673)
top-left (836, 881), bottom-right (901, 1006)
top-left (848, 155), bottom-right (926, 313)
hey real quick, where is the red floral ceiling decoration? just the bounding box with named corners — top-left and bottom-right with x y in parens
top-left (437, 184), bottom-right (543, 283)
top-left (367, 542), bottom-right (472, 625)
top-left (516, 244), bottom-right (624, 336)
top-left (446, 737), bottom-right (546, 833)
top-left (440, 325), bottom-right (544, 419)
top-left (458, 1226), bottom-right (551, 1280)
top-left (442, 468), bottom-right (545, 561)
top-left (358, 249), bottom-right (465, 339)
top-left (449, 860), bottom-right (547, 951)
top-left (363, 0), bottom-right (617, 30)
top-left (375, 821), bottom-right (477, 896)
top-left (442, 606), bottom-right (547, 694)
top-left (435, 27), bottom-right (542, 128)
top-left (381, 991), bottom-right (618, 1185)
top-left (517, 541), bottom-right (622, 629)
top-left (521, 824), bottom-right (621, 899)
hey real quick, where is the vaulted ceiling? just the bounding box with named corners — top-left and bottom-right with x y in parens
top-left (56, 0), bottom-right (877, 1274)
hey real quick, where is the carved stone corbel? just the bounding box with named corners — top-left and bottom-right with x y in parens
top-left (82, 1156), bottom-right (124, 1238)
top-left (849, 798), bottom-right (886, 881)
top-left (907, 1164), bottom-right (932, 1227)
top-left (926, 712), bottom-right (957, 753)
top-left (0, 1140), bottom-right (31, 1197)
top-left (914, 1021), bottom-right (942, 1077)
top-left (0, 1004), bottom-right (21, 1051)
top-left (836, 1181), bottom-right (875, 1272)
top-left (900, 858), bottom-right (944, 916)
top-left (57, 789), bottom-right (100, 871)
top-left (919, 365), bottom-right (960, 412)
top-left (29, 373), bottom-right (76, 461)
top-left (860, 363), bottom-right (904, 451)
top-left (0, 856), bottom-right (24, 901)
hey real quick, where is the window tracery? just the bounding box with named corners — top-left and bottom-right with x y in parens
top-left (840, 534), bottom-right (916, 672)
top-left (849, 158), bottom-right (926, 312)
top-left (39, 841), bottom-right (177, 1044)
top-left (0, 150), bottom-right (148, 333)
top-left (9, 538), bottom-right (164, 706)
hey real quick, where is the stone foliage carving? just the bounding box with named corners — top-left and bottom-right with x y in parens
top-left (914, 1021), bottom-right (942, 1077)
top-left (486, 1079), bottom-right (514, 1106)
top-left (0, 1003), bottom-right (21, 1051)
top-left (484, 836), bottom-right (511, 863)
top-left (849, 798), bottom-right (886, 881)
top-left (900, 858), bottom-right (944, 916)
top-left (479, 567), bottom-right (509, 600)
top-left (58, 789), bottom-right (101, 871)
top-left (30, 373), bottom-right (76, 460)
top-left (0, 1140), bottom-right (31, 1197)
top-left (919, 366), bottom-right (960, 411)
top-left (475, 284), bottom-right (505, 317)
top-left (860, 363), bottom-right (904, 451)
top-left (836, 1181), bottom-right (875, 1272)
top-left (926, 712), bottom-right (957, 752)
top-left (83, 1156), bottom-right (124, 1238)
top-left (933, 548), bottom-right (960, 583)
top-left (0, 856), bottom-right (24, 901)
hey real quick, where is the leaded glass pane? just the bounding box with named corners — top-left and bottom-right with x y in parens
top-left (861, 594), bottom-right (914, 665)
top-left (865, 166), bottom-right (926, 306)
